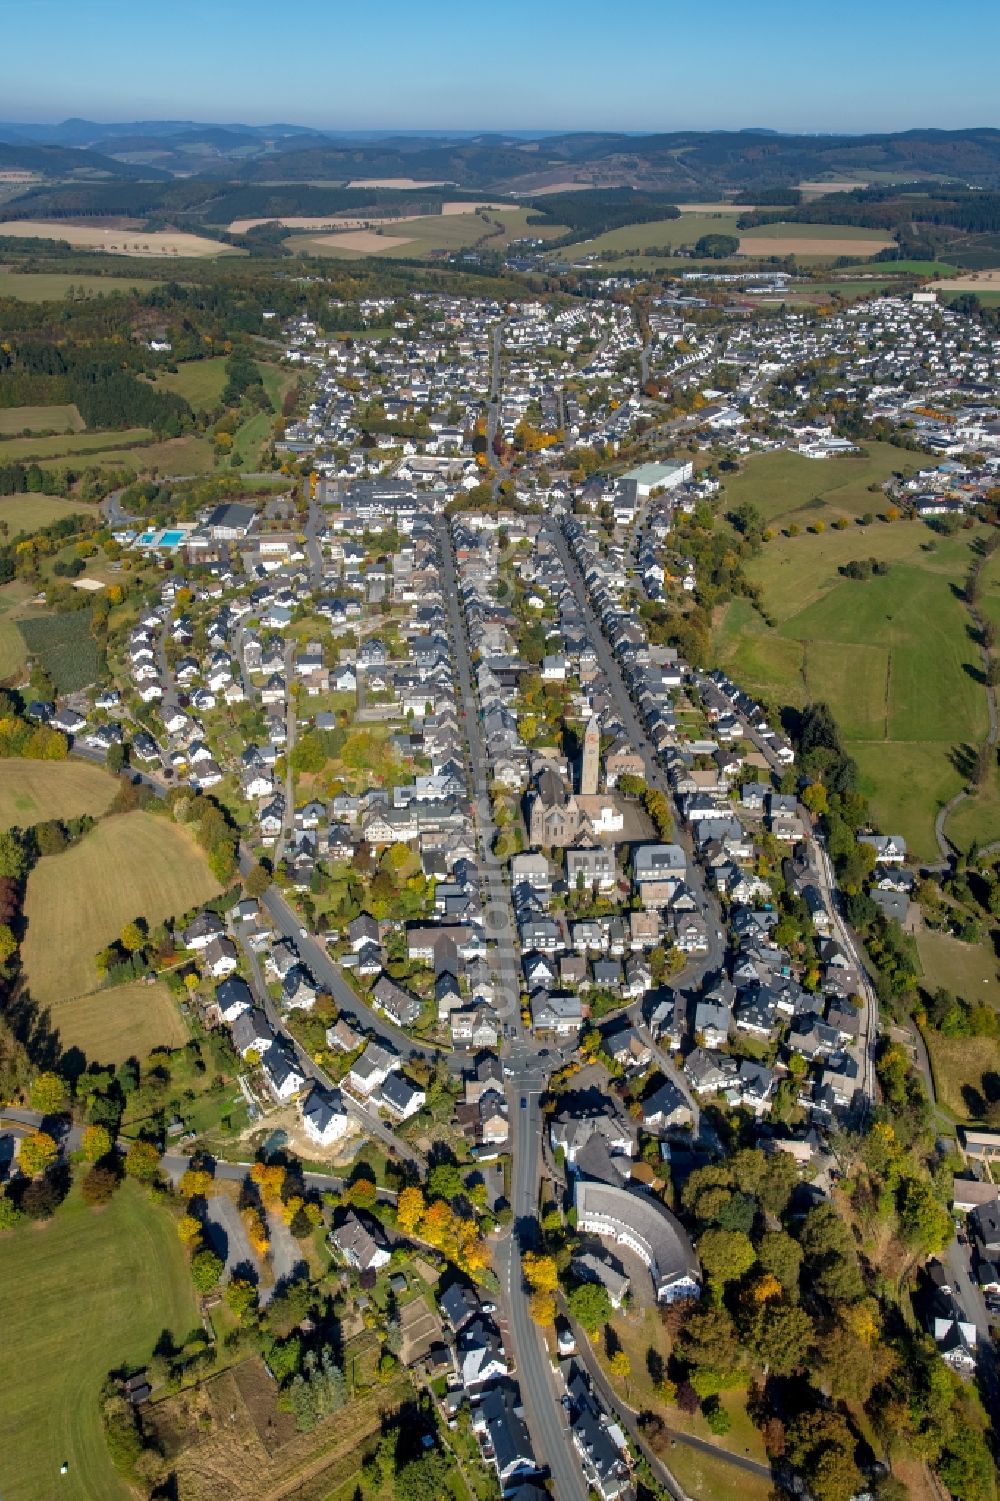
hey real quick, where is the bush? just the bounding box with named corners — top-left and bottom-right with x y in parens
top-left (703, 1396), bottom-right (732, 1435)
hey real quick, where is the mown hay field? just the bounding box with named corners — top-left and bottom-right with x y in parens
top-left (22, 810), bottom-right (221, 1004)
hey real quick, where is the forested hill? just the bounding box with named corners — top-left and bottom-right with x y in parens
top-left (3, 124), bottom-right (1000, 192)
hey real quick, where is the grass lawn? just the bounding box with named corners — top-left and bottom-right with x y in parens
top-left (851, 741), bottom-right (969, 862)
top-left (743, 221), bottom-right (893, 242)
top-left (922, 1027), bottom-right (1000, 1120)
top-left (665, 1443), bottom-right (773, 1501)
top-left (0, 404), bottom-right (85, 436)
top-left (713, 493), bottom-right (989, 861)
top-left (596, 1306), bottom-right (767, 1460)
top-left (22, 810), bottom-right (221, 1005)
top-left (916, 924), bottom-right (1000, 1003)
top-left (0, 271), bottom-right (163, 301)
top-left (0, 1179), bottom-right (198, 1501)
top-left (48, 978), bottom-right (189, 1066)
top-left (0, 492), bottom-right (94, 536)
top-left (0, 757), bottom-right (118, 827)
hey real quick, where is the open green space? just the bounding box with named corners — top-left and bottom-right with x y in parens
top-left (0, 1179), bottom-right (197, 1501)
top-left (0, 757), bottom-right (118, 828)
top-left (153, 356), bottom-right (229, 411)
top-left (0, 493), bottom-right (93, 536)
top-left (0, 404), bottom-right (85, 436)
top-left (0, 271), bottom-right (163, 302)
top-left (22, 809), bottom-right (221, 1005)
top-left (718, 444), bottom-right (919, 532)
top-left (49, 978), bottom-right (189, 1065)
top-left (713, 465), bottom-right (989, 859)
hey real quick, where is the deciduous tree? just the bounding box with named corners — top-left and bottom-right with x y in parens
top-left (19, 1129), bottom-right (57, 1177)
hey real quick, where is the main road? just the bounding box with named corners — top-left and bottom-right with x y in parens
top-left (544, 519), bottom-right (726, 985)
top-left (437, 516), bottom-right (588, 1501)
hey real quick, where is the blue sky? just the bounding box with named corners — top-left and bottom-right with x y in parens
top-left (3, 0), bottom-right (999, 133)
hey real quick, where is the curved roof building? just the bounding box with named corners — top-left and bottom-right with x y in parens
top-left (574, 1177), bottom-right (700, 1304)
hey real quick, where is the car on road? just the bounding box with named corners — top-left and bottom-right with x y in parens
top-left (520, 1097), bottom-right (526, 1108)
top-left (299, 927), bottom-right (308, 938)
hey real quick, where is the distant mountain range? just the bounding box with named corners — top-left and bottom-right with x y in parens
top-left (2, 122), bottom-right (1000, 193)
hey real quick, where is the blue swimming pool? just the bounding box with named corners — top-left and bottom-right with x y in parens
top-left (138, 531), bottom-right (156, 545)
top-left (160, 530), bottom-right (184, 547)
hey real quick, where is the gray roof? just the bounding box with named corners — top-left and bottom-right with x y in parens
top-left (574, 1176), bottom-right (700, 1299)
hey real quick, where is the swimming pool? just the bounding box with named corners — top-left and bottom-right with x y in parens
top-left (160, 530), bottom-right (185, 547)
top-left (138, 531), bottom-right (156, 545)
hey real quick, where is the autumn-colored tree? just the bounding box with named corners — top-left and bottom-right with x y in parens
top-left (610, 1350), bottom-right (631, 1393)
top-left (243, 1205), bottom-right (270, 1257)
top-left (82, 1164), bottom-right (120, 1206)
top-left (120, 920), bottom-right (146, 954)
top-left (522, 1251), bottom-right (558, 1295)
top-left (530, 1291), bottom-right (556, 1326)
top-left (30, 1071), bottom-right (66, 1115)
top-left (0, 924), bottom-right (17, 965)
top-left (180, 1167), bottom-right (213, 1200)
top-left (19, 1130), bottom-right (57, 1177)
top-left (124, 1139), bottom-right (161, 1183)
top-left (250, 1161), bottom-right (286, 1202)
top-left (225, 1277), bottom-right (258, 1320)
top-left (81, 1123), bottom-right (112, 1162)
top-left (396, 1185), bottom-right (425, 1235)
top-left (345, 1176), bottom-right (377, 1210)
top-left (177, 1213), bottom-right (202, 1248)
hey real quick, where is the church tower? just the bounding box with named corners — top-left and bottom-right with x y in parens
top-left (580, 715), bottom-right (600, 795)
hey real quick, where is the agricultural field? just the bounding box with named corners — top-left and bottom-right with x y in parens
top-left (17, 611), bottom-right (102, 693)
top-left (713, 458), bottom-right (989, 859)
top-left (48, 978), bottom-right (189, 1066)
top-left (549, 213), bottom-right (736, 261)
top-left (0, 491), bottom-right (93, 534)
top-left (293, 204), bottom-right (567, 260)
top-left (0, 1179), bottom-right (197, 1501)
top-left (48, 432), bottom-right (217, 478)
top-left (0, 426), bottom-right (152, 461)
top-left (21, 809), bottom-right (221, 1005)
top-left (737, 221), bottom-right (895, 258)
top-left (0, 221), bottom-right (243, 258)
top-left (0, 758), bottom-right (118, 827)
top-left (0, 271), bottom-right (163, 301)
top-left (0, 403), bottom-right (85, 436)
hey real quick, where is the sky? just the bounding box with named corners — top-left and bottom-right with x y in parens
top-left (3, 0), bottom-right (999, 134)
